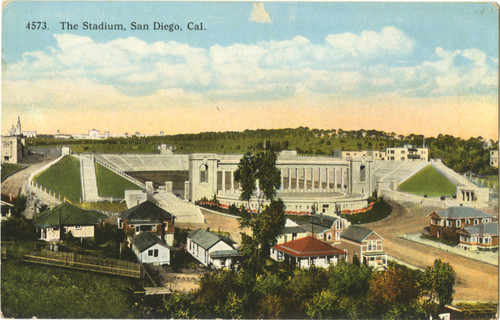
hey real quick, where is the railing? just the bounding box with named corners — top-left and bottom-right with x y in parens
top-left (94, 157), bottom-right (145, 188)
top-left (24, 250), bottom-right (140, 278)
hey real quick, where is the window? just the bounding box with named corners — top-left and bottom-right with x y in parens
top-left (75, 225), bottom-right (82, 230)
top-left (335, 231), bottom-right (341, 241)
top-left (474, 219), bottom-right (479, 225)
top-left (456, 220), bottom-right (461, 227)
top-left (360, 165), bottom-right (366, 182)
top-left (401, 157), bottom-right (406, 161)
top-left (465, 219), bottom-right (470, 225)
top-left (154, 249), bottom-right (158, 257)
top-left (135, 226), bottom-right (140, 233)
top-left (327, 233), bottom-right (332, 240)
top-left (336, 220), bottom-right (343, 230)
top-left (118, 218), bottom-right (123, 229)
top-left (200, 164), bottom-right (209, 183)
top-left (148, 249), bottom-right (154, 256)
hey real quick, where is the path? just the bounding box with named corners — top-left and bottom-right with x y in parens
top-left (364, 201), bottom-right (498, 302)
top-left (80, 155), bottom-right (100, 202)
top-left (1, 159), bottom-right (55, 197)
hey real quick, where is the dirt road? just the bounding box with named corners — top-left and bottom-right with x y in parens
top-left (1, 159), bottom-right (55, 197)
top-left (364, 201), bottom-right (498, 302)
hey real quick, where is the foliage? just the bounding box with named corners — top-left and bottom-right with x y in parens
top-left (33, 155), bottom-right (82, 202)
top-left (340, 198), bottom-right (393, 224)
top-left (421, 259), bottom-right (456, 308)
top-left (327, 260), bottom-right (373, 297)
top-left (369, 264), bottom-right (420, 311)
top-left (1, 215), bottom-right (36, 241)
top-left (1, 163), bottom-right (25, 180)
top-left (235, 151), bottom-right (285, 275)
top-left (95, 162), bottom-right (141, 198)
top-left (28, 128), bottom-right (497, 174)
top-left (398, 165), bottom-right (457, 197)
top-left (1, 260), bottom-right (139, 318)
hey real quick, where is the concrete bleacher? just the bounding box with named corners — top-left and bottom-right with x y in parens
top-left (95, 154), bottom-right (190, 172)
top-left (372, 161), bottom-right (429, 189)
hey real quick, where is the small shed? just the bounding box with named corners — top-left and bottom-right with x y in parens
top-left (132, 232), bottom-right (171, 265)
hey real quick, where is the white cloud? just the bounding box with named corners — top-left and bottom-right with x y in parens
top-left (249, 3), bottom-right (271, 24)
top-left (3, 27), bottom-right (497, 107)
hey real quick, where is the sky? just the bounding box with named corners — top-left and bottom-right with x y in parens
top-left (1, 1), bottom-right (498, 139)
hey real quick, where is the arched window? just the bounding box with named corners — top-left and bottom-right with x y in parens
top-left (360, 165), bottom-right (366, 182)
top-left (200, 164), bottom-right (209, 183)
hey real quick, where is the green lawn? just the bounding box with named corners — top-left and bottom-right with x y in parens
top-left (340, 198), bottom-right (393, 224)
top-left (77, 201), bottom-right (128, 212)
top-left (95, 163), bottom-right (142, 198)
top-left (398, 164), bottom-right (456, 197)
top-left (33, 155), bottom-right (82, 202)
top-left (1, 259), bottom-right (138, 318)
top-left (1, 163), bottom-right (25, 181)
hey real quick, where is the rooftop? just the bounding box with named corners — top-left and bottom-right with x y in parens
top-left (120, 200), bottom-right (174, 223)
top-left (132, 232), bottom-right (169, 252)
top-left (273, 236), bottom-right (344, 257)
top-left (463, 222), bottom-right (498, 236)
top-left (35, 202), bottom-right (106, 228)
top-left (341, 225), bottom-right (379, 243)
top-left (188, 229), bottom-right (235, 250)
top-left (435, 207), bottom-right (493, 219)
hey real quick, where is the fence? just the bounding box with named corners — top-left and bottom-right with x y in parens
top-left (24, 250), bottom-right (141, 278)
top-left (94, 157), bottom-right (146, 188)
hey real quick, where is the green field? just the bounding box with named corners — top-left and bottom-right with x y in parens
top-left (33, 155), bottom-right (82, 202)
top-left (1, 163), bottom-right (25, 181)
top-left (398, 165), bottom-right (456, 197)
top-left (95, 163), bottom-right (142, 198)
top-left (1, 259), bottom-right (138, 318)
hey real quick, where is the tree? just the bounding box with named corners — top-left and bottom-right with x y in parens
top-left (369, 264), bottom-right (420, 311)
top-left (327, 260), bottom-right (372, 297)
top-left (421, 259), bottom-right (456, 308)
top-left (234, 151), bottom-right (285, 274)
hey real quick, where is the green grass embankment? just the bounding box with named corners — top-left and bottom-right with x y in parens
top-left (95, 163), bottom-right (141, 198)
top-left (398, 165), bottom-right (456, 197)
top-left (33, 156), bottom-right (82, 202)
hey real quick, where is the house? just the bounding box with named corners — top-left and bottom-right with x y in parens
top-left (132, 232), bottom-right (171, 265)
top-left (456, 222), bottom-right (498, 251)
top-left (271, 236), bottom-right (346, 268)
top-left (187, 229), bottom-right (240, 269)
top-left (34, 202), bottom-right (106, 242)
top-left (340, 225), bottom-right (387, 269)
top-left (299, 214), bottom-right (350, 244)
top-left (490, 150), bottom-right (498, 167)
top-left (118, 200), bottom-right (175, 246)
top-left (277, 218), bottom-right (308, 244)
top-left (429, 207), bottom-right (494, 242)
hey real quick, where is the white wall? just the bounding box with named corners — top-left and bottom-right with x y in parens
top-left (66, 225), bottom-right (95, 238)
top-left (137, 243), bottom-right (170, 265)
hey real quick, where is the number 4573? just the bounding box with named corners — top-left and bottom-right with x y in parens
top-left (26, 22), bottom-right (48, 30)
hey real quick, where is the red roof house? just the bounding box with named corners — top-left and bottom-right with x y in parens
top-left (271, 236), bottom-right (346, 268)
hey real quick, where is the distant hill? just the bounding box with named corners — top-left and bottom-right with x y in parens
top-left (27, 127), bottom-right (498, 175)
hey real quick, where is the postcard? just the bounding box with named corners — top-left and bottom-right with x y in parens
top-left (1, 1), bottom-right (498, 319)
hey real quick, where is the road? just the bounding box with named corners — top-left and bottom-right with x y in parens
top-left (1, 159), bottom-right (55, 197)
top-left (364, 201), bottom-right (498, 302)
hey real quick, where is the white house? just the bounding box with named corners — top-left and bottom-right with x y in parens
top-left (187, 229), bottom-right (240, 269)
top-left (132, 232), bottom-right (171, 265)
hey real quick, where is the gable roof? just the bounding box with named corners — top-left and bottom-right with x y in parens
top-left (188, 229), bottom-right (235, 250)
top-left (309, 214), bottom-right (338, 228)
top-left (34, 202), bottom-right (106, 228)
top-left (132, 232), bottom-right (169, 252)
top-left (463, 222), bottom-right (498, 236)
top-left (120, 200), bottom-right (174, 223)
top-left (273, 236), bottom-right (344, 257)
top-left (299, 222), bottom-right (329, 234)
top-left (341, 226), bottom-right (380, 243)
top-left (434, 207), bottom-right (493, 219)
top-left (282, 226), bottom-right (308, 234)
